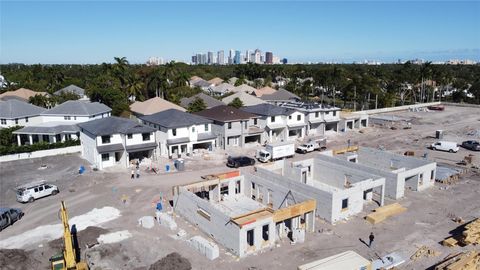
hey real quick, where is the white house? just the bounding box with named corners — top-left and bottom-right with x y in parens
top-left (0, 99), bottom-right (45, 128)
top-left (78, 117), bottom-right (157, 170)
top-left (139, 109), bottom-right (216, 158)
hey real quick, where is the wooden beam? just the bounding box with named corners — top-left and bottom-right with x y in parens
top-left (273, 199), bottom-right (316, 223)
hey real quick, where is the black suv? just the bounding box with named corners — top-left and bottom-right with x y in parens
top-left (462, 140), bottom-right (480, 151)
top-left (227, 156), bottom-right (255, 168)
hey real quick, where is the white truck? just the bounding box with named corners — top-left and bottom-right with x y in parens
top-left (256, 142), bottom-right (295, 163)
top-left (296, 138), bottom-right (327, 154)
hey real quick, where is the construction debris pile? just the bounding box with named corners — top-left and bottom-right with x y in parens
top-left (366, 203), bottom-right (407, 224)
top-left (436, 165), bottom-right (465, 184)
top-left (435, 250), bottom-right (480, 270)
top-left (410, 246), bottom-right (439, 261)
top-left (443, 218), bottom-right (480, 247)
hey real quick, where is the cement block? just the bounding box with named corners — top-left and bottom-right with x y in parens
top-left (138, 216), bottom-right (155, 229)
top-left (156, 211), bottom-right (177, 230)
top-left (188, 236), bottom-right (219, 260)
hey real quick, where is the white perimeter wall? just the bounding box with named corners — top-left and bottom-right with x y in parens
top-left (0, 145), bottom-right (81, 162)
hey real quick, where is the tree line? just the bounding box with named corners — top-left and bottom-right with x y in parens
top-left (1, 58), bottom-right (479, 116)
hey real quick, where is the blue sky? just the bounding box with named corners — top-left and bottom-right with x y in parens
top-left (1, 1), bottom-right (479, 64)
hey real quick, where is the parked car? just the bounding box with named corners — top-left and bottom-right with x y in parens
top-left (0, 208), bottom-right (23, 231)
top-left (16, 180), bottom-right (59, 203)
top-left (227, 156), bottom-right (255, 168)
top-left (430, 141), bottom-right (459, 153)
top-left (296, 138), bottom-right (327, 154)
top-left (461, 140), bottom-right (480, 151)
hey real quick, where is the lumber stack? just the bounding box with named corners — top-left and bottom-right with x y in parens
top-left (410, 246), bottom-right (439, 261)
top-left (435, 251), bottom-right (480, 270)
top-left (365, 203), bottom-right (407, 224)
top-left (462, 218), bottom-right (480, 245)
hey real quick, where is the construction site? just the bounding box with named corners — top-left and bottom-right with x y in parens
top-left (1, 104), bottom-right (480, 270)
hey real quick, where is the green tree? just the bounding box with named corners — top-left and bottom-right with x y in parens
top-left (228, 97), bottom-right (243, 108)
top-left (187, 97), bottom-right (207, 113)
top-left (126, 74), bottom-right (144, 101)
top-left (29, 94), bottom-right (51, 108)
top-left (234, 77), bottom-right (246, 86)
top-left (54, 91), bottom-right (80, 104)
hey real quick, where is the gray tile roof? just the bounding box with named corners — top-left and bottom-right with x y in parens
top-left (78, 116), bottom-right (155, 136)
top-left (260, 89), bottom-right (300, 101)
top-left (192, 79), bottom-right (212, 88)
top-left (197, 132), bottom-right (217, 141)
top-left (126, 142), bottom-right (157, 152)
top-left (194, 105), bottom-right (256, 123)
top-left (42, 100), bottom-right (111, 116)
top-left (241, 103), bottom-right (294, 117)
top-left (180, 93), bottom-right (225, 109)
top-left (13, 124), bottom-right (79, 135)
top-left (167, 137), bottom-right (190, 145)
top-left (54, 84), bottom-right (86, 96)
top-left (139, 109), bottom-right (211, 129)
top-left (0, 99), bottom-right (46, 119)
top-left (97, 143), bottom-right (124, 154)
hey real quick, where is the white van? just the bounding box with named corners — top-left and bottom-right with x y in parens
top-left (430, 141), bottom-right (459, 153)
top-left (16, 181), bottom-right (59, 203)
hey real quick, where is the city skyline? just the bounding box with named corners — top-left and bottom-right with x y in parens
top-left (1, 1), bottom-right (479, 64)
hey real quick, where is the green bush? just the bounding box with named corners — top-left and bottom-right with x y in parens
top-left (0, 139), bottom-right (81, 156)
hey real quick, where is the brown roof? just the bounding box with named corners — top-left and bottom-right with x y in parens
top-left (0, 88), bottom-right (49, 101)
top-left (253, 86), bottom-right (277, 97)
top-left (194, 105), bottom-right (256, 122)
top-left (130, 97), bottom-right (186, 115)
top-left (190, 76), bottom-right (203, 81)
top-left (207, 77), bottom-right (224, 86)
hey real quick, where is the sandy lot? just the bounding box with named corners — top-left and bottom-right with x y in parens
top-left (0, 104), bottom-right (479, 270)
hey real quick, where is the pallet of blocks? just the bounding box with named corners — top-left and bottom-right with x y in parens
top-left (365, 203), bottom-right (407, 224)
top-left (462, 218), bottom-right (480, 245)
top-left (434, 251), bottom-right (480, 270)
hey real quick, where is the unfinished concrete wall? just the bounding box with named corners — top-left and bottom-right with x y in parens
top-left (238, 217), bottom-right (275, 257)
top-left (174, 188), bottom-right (241, 255)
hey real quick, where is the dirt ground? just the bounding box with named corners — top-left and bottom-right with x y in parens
top-left (0, 104), bottom-right (479, 270)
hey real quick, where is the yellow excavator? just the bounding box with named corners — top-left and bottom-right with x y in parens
top-left (50, 201), bottom-right (88, 270)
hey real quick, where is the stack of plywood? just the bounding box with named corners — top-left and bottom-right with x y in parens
top-left (435, 251), bottom-right (480, 270)
top-left (462, 218), bottom-right (480, 245)
top-left (365, 203), bottom-right (407, 224)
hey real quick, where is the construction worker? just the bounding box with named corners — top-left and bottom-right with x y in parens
top-left (369, 232), bottom-right (375, 248)
top-left (131, 169), bottom-right (135, 179)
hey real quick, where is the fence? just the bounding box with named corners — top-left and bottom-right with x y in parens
top-left (0, 145), bottom-right (81, 163)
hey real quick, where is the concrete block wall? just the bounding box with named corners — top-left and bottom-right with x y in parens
top-left (174, 188), bottom-right (241, 256)
top-left (188, 236), bottom-right (220, 260)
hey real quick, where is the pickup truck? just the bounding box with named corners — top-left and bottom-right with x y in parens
top-left (296, 138), bottom-right (327, 154)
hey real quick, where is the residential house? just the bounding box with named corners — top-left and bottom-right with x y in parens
top-left (339, 112), bottom-right (369, 131)
top-left (253, 155), bottom-right (386, 224)
top-left (194, 105), bottom-right (259, 149)
top-left (191, 79), bottom-right (215, 92)
top-left (0, 99), bottom-right (45, 128)
top-left (322, 147), bottom-right (437, 200)
top-left (130, 97), bottom-right (186, 117)
top-left (259, 89), bottom-right (300, 104)
top-left (209, 83), bottom-right (235, 96)
top-left (139, 109), bottom-right (216, 158)
top-left (207, 77), bottom-right (224, 86)
top-left (252, 86), bottom-right (277, 97)
top-left (78, 116), bottom-right (156, 170)
top-left (241, 103), bottom-right (306, 143)
top-left (277, 101), bottom-right (341, 136)
top-left (54, 84), bottom-right (88, 100)
top-left (232, 84), bottom-right (256, 94)
top-left (222, 92), bottom-right (266, 107)
top-left (173, 171), bottom-right (315, 258)
top-left (180, 93), bottom-right (225, 109)
top-left (0, 88), bottom-right (49, 102)
top-left (13, 100), bottom-right (112, 145)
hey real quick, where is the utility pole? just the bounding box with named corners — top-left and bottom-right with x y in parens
top-left (375, 94), bottom-right (378, 109)
top-left (353, 86), bottom-right (357, 111)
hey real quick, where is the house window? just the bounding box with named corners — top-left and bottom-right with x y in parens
top-left (74, 116), bottom-right (77, 120)
top-left (262, 224), bottom-right (269, 241)
top-left (172, 129), bottom-right (177, 136)
top-left (253, 118), bottom-right (257, 125)
top-left (297, 115), bottom-right (301, 121)
top-left (64, 116), bottom-right (71, 120)
top-left (1, 119), bottom-right (6, 125)
top-left (288, 115), bottom-right (292, 120)
top-left (220, 183), bottom-right (229, 195)
top-left (244, 121), bottom-right (247, 129)
top-left (15, 119), bottom-right (18, 125)
top-left (247, 229), bottom-right (254, 246)
top-left (271, 116), bottom-right (275, 122)
top-left (333, 111), bottom-right (337, 116)
top-left (228, 122), bottom-right (232, 129)
top-left (341, 198), bottom-right (349, 210)
top-left (315, 112), bottom-right (319, 118)
top-left (235, 180), bottom-right (241, 194)
top-left (197, 208), bottom-right (211, 221)
top-left (101, 135), bottom-right (111, 144)
top-left (25, 117), bottom-right (29, 123)
top-left (127, 134), bottom-right (132, 139)
top-left (204, 124), bottom-right (209, 132)
top-left (142, 133), bottom-right (151, 141)
top-left (56, 134), bottom-right (61, 142)
top-left (431, 170), bottom-right (435, 180)
top-left (192, 126), bottom-right (196, 132)
top-left (101, 153), bottom-right (109, 161)
top-left (42, 135), bottom-right (49, 142)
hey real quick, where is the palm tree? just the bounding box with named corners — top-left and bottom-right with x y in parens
top-left (126, 74), bottom-right (144, 102)
top-left (112, 57), bottom-right (129, 92)
top-left (174, 71), bottom-right (190, 88)
top-left (147, 68), bottom-right (166, 98)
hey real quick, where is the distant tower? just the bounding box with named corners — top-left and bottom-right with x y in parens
top-left (265, 52), bottom-right (273, 64)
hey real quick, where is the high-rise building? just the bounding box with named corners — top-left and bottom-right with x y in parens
top-left (196, 53), bottom-right (202, 64)
top-left (217, 50), bottom-right (224, 65)
top-left (200, 54), bottom-right (207, 65)
top-left (281, 58), bottom-right (288, 64)
top-left (254, 49), bottom-right (261, 64)
top-left (191, 55), bottom-right (197, 65)
top-left (234, 50), bottom-right (241, 64)
top-left (265, 52), bottom-right (273, 64)
top-left (146, 57), bottom-right (163, 66)
top-left (207, 51), bottom-right (214, 65)
top-left (229, 49), bottom-right (234, 64)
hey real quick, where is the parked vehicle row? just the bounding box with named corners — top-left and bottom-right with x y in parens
top-left (16, 180), bottom-right (59, 203)
top-left (430, 140), bottom-right (480, 153)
